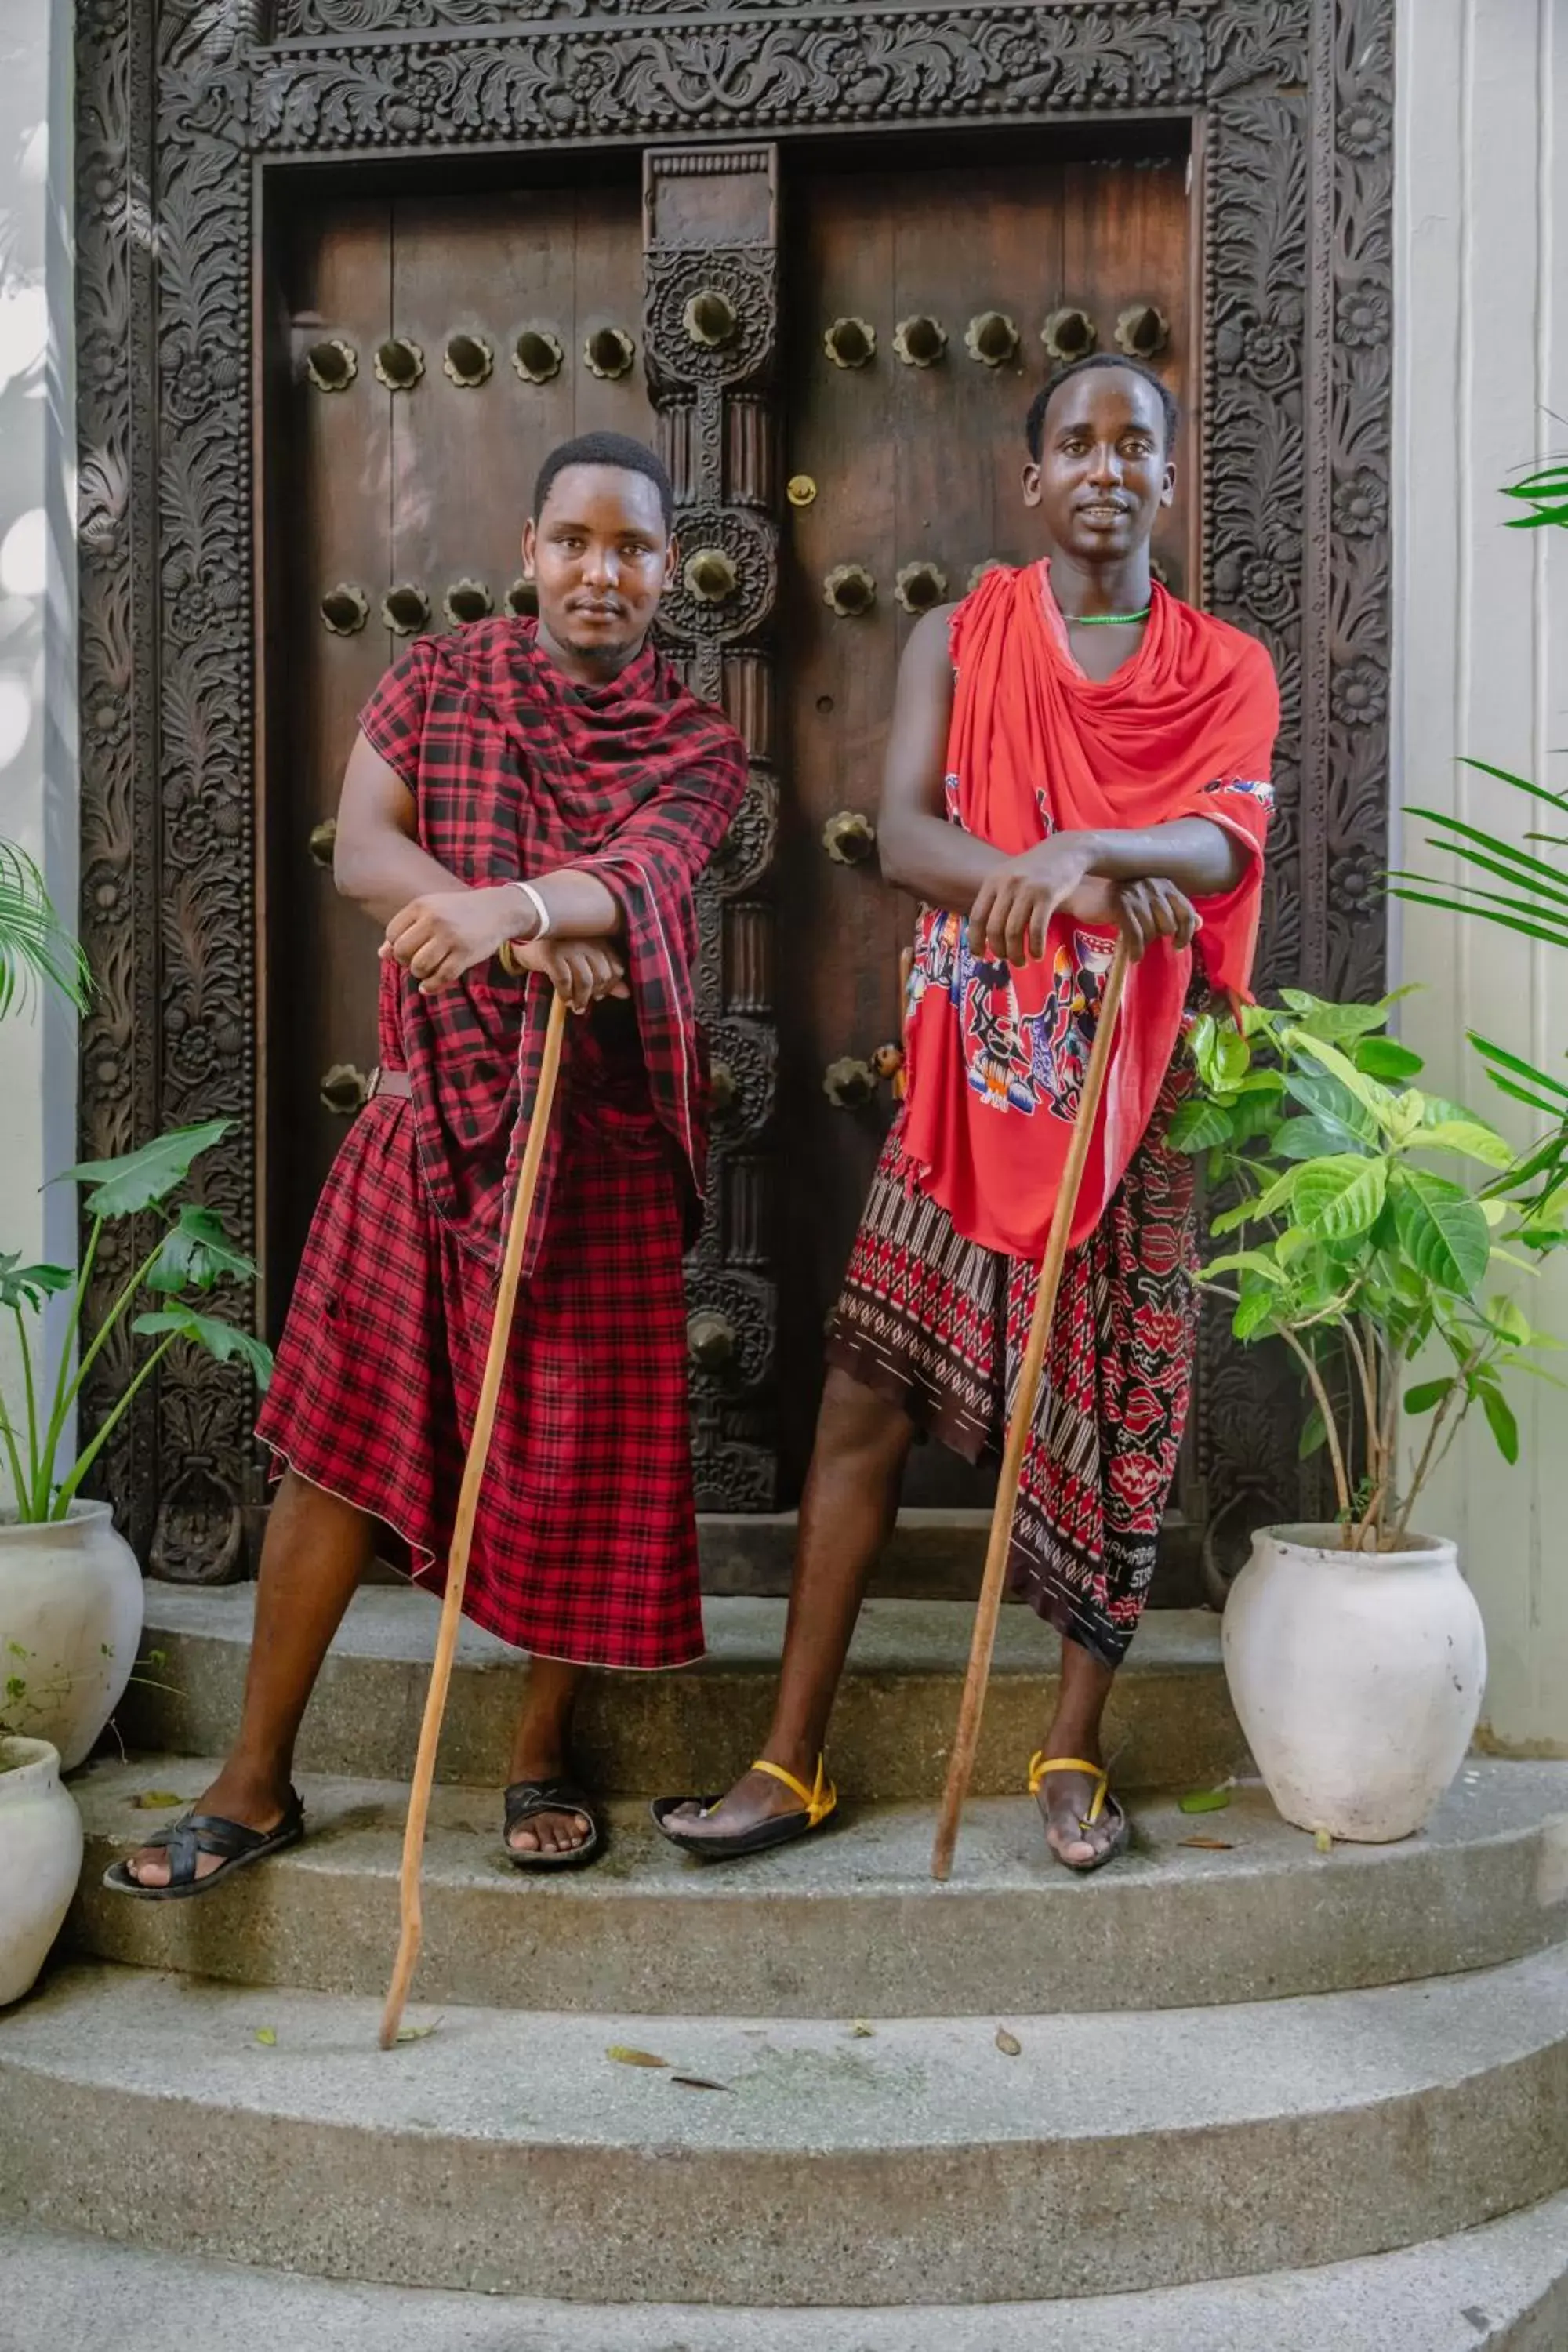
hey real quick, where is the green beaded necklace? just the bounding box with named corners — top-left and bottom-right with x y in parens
top-left (1063, 604), bottom-right (1152, 626)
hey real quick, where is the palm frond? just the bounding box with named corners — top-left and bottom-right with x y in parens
top-left (0, 840), bottom-right (89, 1017)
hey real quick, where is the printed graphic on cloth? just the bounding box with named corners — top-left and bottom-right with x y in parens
top-left (909, 909), bottom-right (1117, 1122)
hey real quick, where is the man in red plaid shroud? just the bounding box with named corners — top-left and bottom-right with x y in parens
top-left (110, 434), bottom-right (746, 1896)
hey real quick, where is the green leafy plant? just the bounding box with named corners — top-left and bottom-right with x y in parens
top-left (1173, 993), bottom-right (1563, 1552)
top-left (0, 1120), bottom-right (272, 1524)
top-left (1389, 459), bottom-right (1568, 1217)
top-left (0, 839), bottom-right (89, 1017)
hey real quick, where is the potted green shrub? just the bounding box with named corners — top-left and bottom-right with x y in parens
top-left (1174, 991), bottom-right (1561, 1842)
top-left (1, 1119), bottom-right (271, 1769)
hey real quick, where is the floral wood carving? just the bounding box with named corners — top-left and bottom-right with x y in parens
top-left (76, 0), bottom-right (1392, 1567)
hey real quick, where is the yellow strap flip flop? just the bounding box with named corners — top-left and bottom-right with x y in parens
top-left (1027, 1752), bottom-right (1131, 1874)
top-left (650, 1753), bottom-right (838, 1862)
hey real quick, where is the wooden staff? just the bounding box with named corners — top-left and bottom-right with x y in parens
top-left (381, 985), bottom-right (569, 2048)
top-left (930, 938), bottom-right (1131, 1882)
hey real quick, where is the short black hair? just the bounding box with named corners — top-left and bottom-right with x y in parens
top-left (1025, 355), bottom-right (1180, 460)
top-left (532, 432), bottom-right (674, 533)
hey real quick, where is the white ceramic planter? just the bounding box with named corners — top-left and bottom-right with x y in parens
top-left (0, 1737), bottom-right (84, 2005)
top-left (0, 1502), bottom-right (144, 1769)
top-left (1222, 1521), bottom-right (1486, 1844)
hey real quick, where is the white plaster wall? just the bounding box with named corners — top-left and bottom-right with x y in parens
top-left (1394, 0), bottom-right (1567, 1750)
top-left (0, 0), bottom-right (77, 1355)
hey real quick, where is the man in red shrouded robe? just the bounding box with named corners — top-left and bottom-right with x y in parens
top-left (113, 434), bottom-right (745, 1896)
top-left (659, 358), bottom-right (1279, 1873)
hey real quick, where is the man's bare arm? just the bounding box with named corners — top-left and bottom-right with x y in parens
top-left (333, 729), bottom-right (625, 996)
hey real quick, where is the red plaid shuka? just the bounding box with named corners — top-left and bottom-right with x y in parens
top-left (256, 619), bottom-right (746, 1669)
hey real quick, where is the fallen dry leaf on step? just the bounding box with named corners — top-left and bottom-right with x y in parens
top-left (606, 2045), bottom-right (669, 2068)
top-left (995, 2028), bottom-right (1022, 2057)
top-left (1314, 1828), bottom-right (1334, 1853)
top-left (132, 1790), bottom-right (183, 1809)
top-left (254, 2027), bottom-right (277, 2047)
top-left (1178, 1785), bottom-right (1232, 1815)
top-left (847, 2020), bottom-right (875, 2039)
top-left (671, 2075), bottom-right (733, 2093)
top-left (395, 2024), bottom-right (438, 2044)
top-left (1178, 1837), bottom-right (1234, 1852)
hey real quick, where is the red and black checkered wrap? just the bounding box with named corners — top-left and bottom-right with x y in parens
top-left (826, 1074), bottom-right (1198, 1670)
top-left (360, 616), bottom-right (746, 1276)
top-left (256, 1033), bottom-right (704, 1669)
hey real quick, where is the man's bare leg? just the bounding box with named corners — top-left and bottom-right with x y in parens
top-left (504, 1656), bottom-right (593, 1856)
top-left (1033, 1635), bottom-right (1120, 1866)
top-left (125, 1468), bottom-right (373, 1885)
top-left (664, 1368), bottom-right (914, 1839)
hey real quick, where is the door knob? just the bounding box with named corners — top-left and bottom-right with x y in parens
top-left (823, 1056), bottom-right (878, 1108)
top-left (443, 579), bottom-right (492, 626)
top-left (506, 578), bottom-right (539, 616)
top-left (584, 326), bottom-right (636, 380)
top-left (443, 332), bottom-right (493, 387)
top-left (965, 311), bottom-right (1019, 367)
top-left (320, 583), bottom-right (368, 635)
top-left (1041, 307), bottom-right (1098, 362)
top-left (514, 328), bottom-right (564, 384)
top-left (1115, 303), bottom-right (1170, 360)
top-left (382, 584), bottom-right (430, 636)
top-left (688, 1309), bottom-right (735, 1370)
top-left (305, 339), bottom-right (357, 392)
top-left (374, 337), bottom-right (425, 391)
top-left (684, 289), bottom-right (739, 348)
top-left (824, 317), bottom-right (876, 369)
top-left (894, 314), bottom-right (947, 368)
top-left (684, 546), bottom-right (738, 604)
top-left (308, 818), bottom-right (337, 869)
top-left (822, 810), bottom-right (876, 865)
top-left (320, 1062), bottom-right (369, 1115)
top-left (823, 564), bottom-right (876, 618)
top-left (895, 561), bottom-right (948, 615)
top-left (710, 1059), bottom-right (737, 1116)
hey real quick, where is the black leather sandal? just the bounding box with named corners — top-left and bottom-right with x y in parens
top-left (502, 1777), bottom-right (604, 1871)
top-left (101, 1789), bottom-right (306, 1901)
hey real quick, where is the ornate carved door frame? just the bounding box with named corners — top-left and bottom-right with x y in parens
top-left (74, 0), bottom-right (1394, 1578)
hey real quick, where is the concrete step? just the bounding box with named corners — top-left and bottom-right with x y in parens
top-left (4, 1954), bottom-right (1567, 2305)
top-left (119, 1583), bottom-right (1246, 1798)
top-left (64, 1755), bottom-right (1568, 2017)
top-left (4, 2196), bottom-right (1566, 2352)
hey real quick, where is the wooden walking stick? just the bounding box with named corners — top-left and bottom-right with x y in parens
top-left (931, 938), bottom-right (1131, 1882)
top-left (380, 984), bottom-right (569, 2048)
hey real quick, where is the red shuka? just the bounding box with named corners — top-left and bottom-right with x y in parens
top-left (898, 561), bottom-right (1279, 1261)
top-left (256, 620), bottom-right (746, 1671)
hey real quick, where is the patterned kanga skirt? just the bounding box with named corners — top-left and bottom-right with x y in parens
top-left (826, 1080), bottom-right (1198, 1669)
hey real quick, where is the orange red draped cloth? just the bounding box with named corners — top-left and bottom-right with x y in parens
top-left (899, 559), bottom-right (1279, 1261)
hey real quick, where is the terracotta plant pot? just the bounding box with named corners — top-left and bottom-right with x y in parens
top-left (0, 1502), bottom-right (144, 1769)
top-left (1222, 1522), bottom-right (1486, 1843)
top-left (0, 1737), bottom-right (83, 2005)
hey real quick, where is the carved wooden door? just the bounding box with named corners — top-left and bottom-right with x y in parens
top-left (267, 134), bottom-right (1202, 1570)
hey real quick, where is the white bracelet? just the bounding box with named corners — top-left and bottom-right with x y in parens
top-left (506, 880), bottom-right (551, 940)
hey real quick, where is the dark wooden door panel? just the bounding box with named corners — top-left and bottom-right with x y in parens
top-left (267, 199), bottom-right (395, 1320)
top-left (773, 145), bottom-right (1191, 1503)
top-left (265, 180), bottom-right (648, 1334)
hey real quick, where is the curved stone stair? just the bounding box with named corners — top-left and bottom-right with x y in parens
top-left (2, 1580), bottom-right (1566, 2343)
